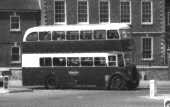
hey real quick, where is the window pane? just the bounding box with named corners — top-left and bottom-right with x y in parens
top-left (39, 58), bottom-right (52, 66)
top-left (12, 55), bottom-right (19, 61)
top-left (81, 57), bottom-right (93, 66)
top-left (53, 57), bottom-right (66, 66)
top-left (94, 30), bottom-right (106, 40)
top-left (142, 38), bottom-right (152, 59)
top-left (94, 57), bottom-right (106, 66)
top-left (67, 57), bottom-right (80, 66)
top-left (142, 1), bottom-right (152, 23)
top-left (107, 30), bottom-right (119, 39)
top-left (10, 16), bottom-right (20, 30)
top-left (55, 0), bottom-right (65, 23)
top-left (40, 58), bottom-right (45, 66)
top-left (52, 31), bottom-right (65, 40)
top-left (39, 32), bottom-right (51, 41)
top-left (12, 47), bottom-right (19, 54)
top-left (11, 47), bottom-right (20, 61)
top-left (11, 23), bottom-right (19, 29)
top-left (100, 0), bottom-right (109, 22)
top-left (66, 31), bottom-right (79, 40)
top-left (120, 1), bottom-right (130, 23)
top-left (118, 54), bottom-right (124, 67)
top-left (78, 0), bottom-right (88, 23)
top-left (80, 31), bottom-right (92, 40)
top-left (26, 32), bottom-right (38, 41)
top-left (108, 55), bottom-right (116, 66)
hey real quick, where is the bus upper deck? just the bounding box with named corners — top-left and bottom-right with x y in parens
top-left (23, 23), bottom-right (131, 42)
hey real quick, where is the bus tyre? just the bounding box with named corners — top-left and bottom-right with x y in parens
top-left (45, 76), bottom-right (59, 89)
top-left (109, 75), bottom-right (127, 90)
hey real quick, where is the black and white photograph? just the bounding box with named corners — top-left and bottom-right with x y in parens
top-left (0, 0), bottom-right (170, 107)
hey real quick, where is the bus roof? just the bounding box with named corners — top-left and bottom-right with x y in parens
top-left (23, 23), bottom-right (130, 41)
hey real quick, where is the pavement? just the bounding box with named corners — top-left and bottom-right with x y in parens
top-left (0, 80), bottom-right (170, 95)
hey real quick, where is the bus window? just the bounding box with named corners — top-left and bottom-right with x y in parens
top-left (81, 57), bottom-right (93, 66)
top-left (67, 57), bottom-right (80, 66)
top-left (40, 57), bottom-right (52, 66)
top-left (80, 31), bottom-right (92, 40)
top-left (53, 57), bottom-right (66, 66)
top-left (108, 55), bottom-right (116, 66)
top-left (52, 31), bottom-right (65, 40)
top-left (94, 30), bottom-right (106, 40)
top-left (39, 32), bottom-right (51, 41)
top-left (118, 54), bottom-right (124, 67)
top-left (66, 31), bottom-right (79, 40)
top-left (94, 57), bottom-right (106, 66)
top-left (107, 30), bottom-right (119, 39)
top-left (26, 32), bottom-right (38, 41)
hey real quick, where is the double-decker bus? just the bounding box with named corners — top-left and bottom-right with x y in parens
top-left (22, 23), bottom-right (140, 90)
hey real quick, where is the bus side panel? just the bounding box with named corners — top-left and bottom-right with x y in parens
top-left (22, 67), bottom-right (75, 87)
top-left (22, 40), bottom-right (130, 53)
top-left (22, 67), bottom-right (51, 86)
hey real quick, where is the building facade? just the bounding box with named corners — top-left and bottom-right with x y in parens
top-left (41, 0), bottom-right (169, 80)
top-left (0, 0), bottom-right (41, 80)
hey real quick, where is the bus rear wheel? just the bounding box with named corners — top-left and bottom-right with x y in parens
top-left (109, 75), bottom-right (127, 90)
top-left (45, 76), bottom-right (59, 89)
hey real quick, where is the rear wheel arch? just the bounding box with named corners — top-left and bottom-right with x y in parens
top-left (44, 75), bottom-right (59, 89)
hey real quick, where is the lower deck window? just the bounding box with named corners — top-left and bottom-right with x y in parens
top-left (94, 57), bottom-right (106, 66)
top-left (53, 57), bottom-right (66, 66)
top-left (67, 57), bottom-right (80, 66)
top-left (40, 57), bottom-right (52, 66)
top-left (81, 57), bottom-right (93, 66)
top-left (108, 55), bottom-right (116, 66)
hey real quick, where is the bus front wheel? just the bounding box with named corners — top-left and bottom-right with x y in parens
top-left (45, 76), bottom-right (59, 89)
top-left (109, 75), bottom-right (127, 90)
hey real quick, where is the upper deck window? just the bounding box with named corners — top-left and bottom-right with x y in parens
top-left (26, 32), bottom-right (38, 41)
top-left (66, 31), bottom-right (79, 40)
top-left (39, 32), bottom-right (51, 41)
top-left (107, 30), bottom-right (119, 39)
top-left (80, 31), bottom-right (92, 40)
top-left (52, 31), bottom-right (65, 40)
top-left (94, 30), bottom-right (106, 40)
top-left (94, 57), bottom-right (106, 66)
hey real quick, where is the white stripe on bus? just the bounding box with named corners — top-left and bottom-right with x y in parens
top-left (22, 52), bottom-right (121, 67)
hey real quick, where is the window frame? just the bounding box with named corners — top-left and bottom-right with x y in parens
top-left (99, 0), bottom-right (110, 24)
top-left (54, 0), bottom-right (67, 24)
top-left (120, 0), bottom-right (131, 24)
top-left (141, 0), bottom-right (153, 25)
top-left (77, 0), bottom-right (89, 24)
top-left (11, 46), bottom-right (21, 63)
top-left (10, 15), bottom-right (21, 32)
top-left (141, 36), bottom-right (153, 60)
